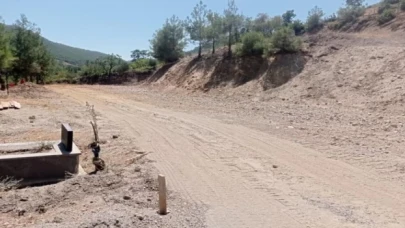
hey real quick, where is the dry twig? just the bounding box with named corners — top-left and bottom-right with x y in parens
top-left (86, 102), bottom-right (99, 143)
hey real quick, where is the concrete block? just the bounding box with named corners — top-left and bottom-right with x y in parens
top-left (0, 141), bottom-right (81, 181)
top-left (61, 123), bottom-right (73, 152)
top-left (0, 141), bottom-right (56, 152)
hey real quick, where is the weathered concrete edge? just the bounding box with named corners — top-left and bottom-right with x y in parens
top-left (0, 141), bottom-right (58, 152)
top-left (0, 141), bottom-right (80, 160)
top-left (53, 141), bottom-right (81, 155)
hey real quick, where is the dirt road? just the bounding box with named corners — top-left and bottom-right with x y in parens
top-left (49, 85), bottom-right (405, 228)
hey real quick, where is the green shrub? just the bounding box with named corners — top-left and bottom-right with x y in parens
top-left (267, 27), bottom-right (302, 54)
top-left (290, 20), bottom-right (306, 35)
top-left (236, 32), bottom-right (266, 56)
top-left (383, 0), bottom-right (399, 4)
top-left (234, 43), bottom-right (243, 56)
top-left (130, 58), bottom-right (157, 73)
top-left (306, 6), bottom-right (325, 32)
top-left (378, 9), bottom-right (396, 24)
top-left (346, 0), bottom-right (365, 6)
top-left (337, 6), bottom-right (365, 27)
top-left (378, 2), bottom-right (391, 14)
top-left (324, 14), bottom-right (338, 23)
top-left (328, 22), bottom-right (341, 30)
top-left (114, 62), bottom-right (130, 74)
top-left (401, 0), bottom-right (405, 10)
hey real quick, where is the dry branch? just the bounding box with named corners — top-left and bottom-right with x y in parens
top-left (86, 102), bottom-right (99, 143)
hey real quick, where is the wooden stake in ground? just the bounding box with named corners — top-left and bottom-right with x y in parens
top-left (158, 174), bottom-right (167, 215)
top-left (5, 73), bottom-right (9, 96)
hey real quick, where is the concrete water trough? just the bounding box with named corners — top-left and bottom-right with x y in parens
top-left (0, 124), bottom-right (83, 185)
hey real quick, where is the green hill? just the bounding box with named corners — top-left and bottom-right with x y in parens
top-left (42, 38), bottom-right (108, 66)
top-left (5, 25), bottom-right (108, 66)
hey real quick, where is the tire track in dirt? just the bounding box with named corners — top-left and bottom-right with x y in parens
top-left (50, 85), bottom-right (405, 228)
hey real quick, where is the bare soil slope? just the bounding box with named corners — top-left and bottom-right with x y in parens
top-left (269, 30), bottom-right (405, 107)
top-left (148, 51), bottom-right (307, 91)
top-left (148, 27), bottom-right (405, 110)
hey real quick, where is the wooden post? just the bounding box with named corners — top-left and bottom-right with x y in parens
top-left (158, 174), bottom-right (167, 215)
top-left (5, 73), bottom-right (9, 96)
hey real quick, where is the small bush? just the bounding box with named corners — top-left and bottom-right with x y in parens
top-left (0, 176), bottom-right (21, 192)
top-left (383, 0), bottom-right (399, 4)
top-left (268, 27), bottom-right (302, 54)
top-left (114, 62), bottom-right (130, 74)
top-left (130, 58), bottom-right (157, 73)
top-left (324, 14), bottom-right (338, 23)
top-left (378, 2), bottom-right (391, 14)
top-left (307, 6), bottom-right (325, 32)
top-left (234, 43), bottom-right (243, 56)
top-left (378, 9), bottom-right (396, 24)
top-left (290, 20), bottom-right (306, 35)
top-left (346, 0), bottom-right (365, 7)
top-left (328, 22), bottom-right (341, 30)
top-left (337, 6), bottom-right (365, 27)
top-left (401, 0), bottom-right (405, 10)
top-left (236, 32), bottom-right (266, 56)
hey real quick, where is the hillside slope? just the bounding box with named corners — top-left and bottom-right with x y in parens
top-left (42, 38), bottom-right (108, 65)
top-left (147, 25), bottom-right (405, 109)
top-left (268, 30), bottom-right (405, 107)
top-left (5, 25), bottom-right (108, 65)
top-left (148, 50), bottom-right (308, 91)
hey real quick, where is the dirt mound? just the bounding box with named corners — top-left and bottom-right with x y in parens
top-left (148, 26), bottom-right (405, 110)
top-left (149, 52), bottom-right (307, 91)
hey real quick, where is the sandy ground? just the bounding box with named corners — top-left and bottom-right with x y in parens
top-left (30, 84), bottom-right (405, 228)
top-left (3, 29), bottom-right (405, 227)
top-left (0, 85), bottom-right (206, 228)
top-left (2, 13), bottom-right (405, 228)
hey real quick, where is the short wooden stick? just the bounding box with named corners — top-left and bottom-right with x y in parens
top-left (158, 174), bottom-right (167, 215)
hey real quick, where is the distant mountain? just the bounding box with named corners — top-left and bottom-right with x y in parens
top-left (5, 25), bottom-right (108, 66)
top-left (42, 38), bottom-right (108, 66)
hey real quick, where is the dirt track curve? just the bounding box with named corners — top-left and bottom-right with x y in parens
top-left (49, 85), bottom-right (405, 228)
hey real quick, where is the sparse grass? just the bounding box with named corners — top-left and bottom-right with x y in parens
top-left (0, 176), bottom-right (21, 192)
top-left (65, 171), bottom-right (77, 179)
top-left (36, 142), bottom-right (53, 152)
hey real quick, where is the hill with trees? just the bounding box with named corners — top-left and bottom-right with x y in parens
top-left (139, 0), bottom-right (405, 92)
top-left (42, 38), bottom-right (108, 66)
top-left (5, 25), bottom-right (108, 66)
top-left (2, 0), bottom-right (405, 87)
top-left (0, 15), bottom-right (127, 88)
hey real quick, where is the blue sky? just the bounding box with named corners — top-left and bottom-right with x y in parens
top-left (0, 0), bottom-right (380, 60)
